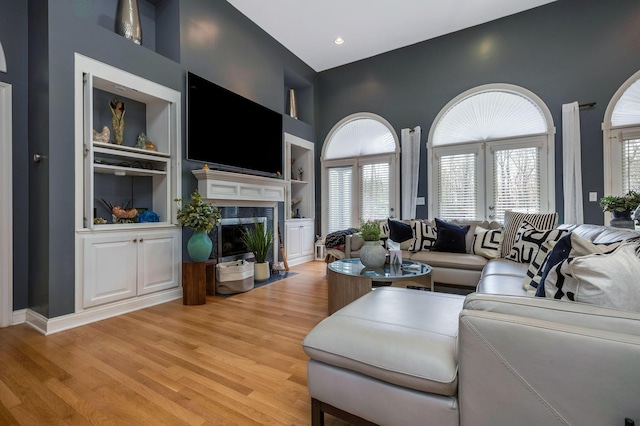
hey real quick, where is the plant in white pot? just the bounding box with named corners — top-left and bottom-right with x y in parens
top-left (359, 219), bottom-right (386, 269)
top-left (241, 220), bottom-right (274, 282)
top-left (175, 190), bottom-right (221, 262)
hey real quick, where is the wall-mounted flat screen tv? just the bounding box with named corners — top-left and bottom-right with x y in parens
top-left (187, 71), bottom-right (283, 177)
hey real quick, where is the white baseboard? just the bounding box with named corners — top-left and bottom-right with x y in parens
top-left (287, 256), bottom-right (314, 267)
top-left (24, 288), bottom-right (183, 335)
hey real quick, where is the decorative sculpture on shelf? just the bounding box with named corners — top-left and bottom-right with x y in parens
top-left (135, 132), bottom-right (147, 149)
top-left (110, 97), bottom-right (125, 145)
top-left (92, 126), bottom-right (110, 143)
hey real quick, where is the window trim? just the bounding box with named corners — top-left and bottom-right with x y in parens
top-left (603, 69), bottom-right (640, 222)
top-left (427, 83), bottom-right (555, 221)
top-left (321, 113), bottom-right (400, 236)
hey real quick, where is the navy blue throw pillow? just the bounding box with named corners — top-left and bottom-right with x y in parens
top-left (432, 218), bottom-right (469, 254)
top-left (535, 233), bottom-right (573, 297)
top-left (388, 219), bottom-right (413, 243)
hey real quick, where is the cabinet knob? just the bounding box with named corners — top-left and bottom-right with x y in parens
top-left (139, 238), bottom-right (144, 243)
top-left (133, 238), bottom-right (137, 243)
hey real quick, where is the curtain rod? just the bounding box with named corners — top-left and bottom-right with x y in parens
top-left (579, 102), bottom-right (596, 108)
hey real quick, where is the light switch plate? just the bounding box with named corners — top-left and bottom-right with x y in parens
top-left (416, 196), bottom-right (425, 206)
top-left (589, 192), bottom-right (598, 202)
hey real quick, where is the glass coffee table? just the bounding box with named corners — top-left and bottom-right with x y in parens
top-left (326, 259), bottom-right (433, 314)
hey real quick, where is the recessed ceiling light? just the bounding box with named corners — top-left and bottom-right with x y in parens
top-left (334, 37), bottom-right (344, 45)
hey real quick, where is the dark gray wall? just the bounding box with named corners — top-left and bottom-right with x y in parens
top-left (317, 0), bottom-right (640, 225)
top-left (9, 0), bottom-right (316, 317)
top-left (0, 0), bottom-right (29, 311)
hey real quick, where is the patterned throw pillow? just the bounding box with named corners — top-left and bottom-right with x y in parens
top-left (472, 226), bottom-right (503, 259)
top-left (522, 239), bottom-right (558, 293)
top-left (535, 233), bottom-right (627, 297)
top-left (542, 242), bottom-right (640, 312)
top-left (506, 221), bottom-right (569, 264)
top-left (501, 211), bottom-right (558, 257)
top-left (409, 221), bottom-right (437, 252)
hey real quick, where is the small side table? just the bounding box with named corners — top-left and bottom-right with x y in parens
top-left (182, 259), bottom-right (217, 305)
top-left (314, 241), bottom-right (326, 261)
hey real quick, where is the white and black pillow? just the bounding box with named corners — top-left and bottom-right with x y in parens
top-left (522, 239), bottom-right (558, 293)
top-left (506, 221), bottom-right (569, 264)
top-left (409, 221), bottom-right (437, 252)
top-left (472, 226), bottom-right (503, 259)
top-left (501, 211), bottom-right (558, 257)
top-left (542, 242), bottom-right (640, 312)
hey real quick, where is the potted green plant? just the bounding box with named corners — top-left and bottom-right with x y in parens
top-left (599, 190), bottom-right (640, 229)
top-left (358, 219), bottom-right (386, 268)
top-left (175, 189), bottom-right (221, 262)
top-left (240, 221), bottom-right (274, 282)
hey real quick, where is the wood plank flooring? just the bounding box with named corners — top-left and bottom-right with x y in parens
top-left (0, 261), bottom-right (354, 425)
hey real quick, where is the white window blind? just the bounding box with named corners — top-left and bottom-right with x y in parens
top-left (437, 153), bottom-right (477, 220)
top-left (360, 162), bottom-right (390, 221)
top-left (327, 166), bottom-right (353, 233)
top-left (492, 146), bottom-right (540, 223)
top-left (622, 138), bottom-right (640, 193)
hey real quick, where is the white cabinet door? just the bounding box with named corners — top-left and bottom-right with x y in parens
top-left (285, 221), bottom-right (303, 260)
top-left (83, 233), bottom-right (137, 308)
top-left (285, 219), bottom-right (315, 264)
top-left (300, 220), bottom-right (315, 257)
top-left (137, 229), bottom-right (180, 295)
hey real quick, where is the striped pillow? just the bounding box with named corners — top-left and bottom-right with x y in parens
top-left (501, 211), bottom-right (558, 257)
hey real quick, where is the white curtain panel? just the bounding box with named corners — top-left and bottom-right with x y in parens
top-left (562, 102), bottom-right (584, 224)
top-left (401, 126), bottom-right (421, 219)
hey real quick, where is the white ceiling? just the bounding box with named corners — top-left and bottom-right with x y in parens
top-left (226, 0), bottom-right (557, 72)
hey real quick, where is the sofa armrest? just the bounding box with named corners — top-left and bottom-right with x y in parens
top-left (345, 233), bottom-right (364, 258)
top-left (458, 306), bottom-right (640, 425)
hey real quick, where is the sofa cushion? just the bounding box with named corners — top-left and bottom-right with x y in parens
top-left (542, 242), bottom-right (640, 312)
top-left (432, 218), bottom-right (469, 254)
top-left (302, 288), bottom-right (465, 396)
top-left (476, 274), bottom-right (529, 296)
top-left (409, 220), bottom-right (437, 252)
top-left (506, 221), bottom-right (569, 263)
top-left (388, 218), bottom-right (413, 243)
top-left (481, 258), bottom-right (530, 278)
top-left (471, 226), bottom-right (503, 259)
top-left (410, 250), bottom-right (487, 271)
top-left (501, 211), bottom-right (558, 257)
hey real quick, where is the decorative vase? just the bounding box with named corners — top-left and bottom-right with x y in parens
top-left (288, 89), bottom-right (297, 119)
top-left (254, 262), bottom-right (270, 282)
top-left (115, 0), bottom-right (142, 45)
top-left (610, 210), bottom-right (635, 229)
top-left (187, 230), bottom-right (212, 262)
top-left (360, 241), bottom-right (387, 269)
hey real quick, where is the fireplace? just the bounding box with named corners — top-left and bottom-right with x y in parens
top-left (217, 216), bottom-right (268, 263)
top-left (193, 169), bottom-right (288, 266)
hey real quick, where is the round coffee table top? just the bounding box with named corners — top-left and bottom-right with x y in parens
top-left (328, 258), bottom-right (431, 279)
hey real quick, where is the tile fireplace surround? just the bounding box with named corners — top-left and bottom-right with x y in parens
top-left (192, 169), bottom-right (288, 263)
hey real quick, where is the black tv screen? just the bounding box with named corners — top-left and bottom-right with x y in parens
top-left (187, 72), bottom-right (283, 177)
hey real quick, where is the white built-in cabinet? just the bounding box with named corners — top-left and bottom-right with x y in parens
top-left (284, 133), bottom-right (315, 265)
top-left (74, 54), bottom-right (182, 323)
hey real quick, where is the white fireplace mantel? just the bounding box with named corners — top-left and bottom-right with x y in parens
top-left (192, 169), bottom-right (286, 204)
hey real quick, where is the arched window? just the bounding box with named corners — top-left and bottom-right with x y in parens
top-left (321, 113), bottom-right (400, 235)
top-left (427, 83), bottom-right (555, 223)
top-left (603, 71), bottom-right (640, 206)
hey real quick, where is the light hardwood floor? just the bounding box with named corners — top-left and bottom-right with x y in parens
top-left (0, 261), bottom-right (355, 425)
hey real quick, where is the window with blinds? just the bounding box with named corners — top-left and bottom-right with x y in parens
top-left (360, 162), bottom-right (390, 221)
top-left (327, 166), bottom-right (353, 233)
top-left (492, 146), bottom-right (541, 223)
top-left (622, 138), bottom-right (640, 193)
top-left (437, 153), bottom-right (477, 220)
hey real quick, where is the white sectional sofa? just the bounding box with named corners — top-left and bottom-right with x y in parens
top-left (304, 223), bottom-right (640, 426)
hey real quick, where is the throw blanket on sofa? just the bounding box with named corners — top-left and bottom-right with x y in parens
top-left (325, 248), bottom-right (346, 263)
